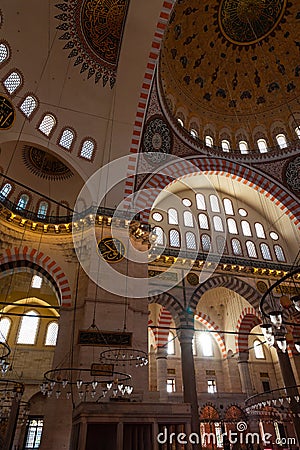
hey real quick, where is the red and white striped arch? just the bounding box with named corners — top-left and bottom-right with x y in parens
top-left (235, 307), bottom-right (262, 353)
top-left (195, 311), bottom-right (227, 358)
top-left (134, 158), bottom-right (300, 226)
top-left (0, 246), bottom-right (72, 306)
top-left (124, 0), bottom-right (176, 204)
top-left (154, 306), bottom-right (173, 348)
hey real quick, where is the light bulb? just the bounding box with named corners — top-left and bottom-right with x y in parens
top-left (92, 381), bottom-right (98, 390)
top-left (56, 390), bottom-right (61, 399)
top-left (76, 379), bottom-right (83, 389)
top-left (291, 296), bottom-right (300, 312)
top-left (276, 337), bottom-right (287, 353)
top-left (66, 392), bottom-right (71, 400)
top-left (78, 391), bottom-right (84, 400)
top-left (269, 311), bottom-right (283, 329)
top-left (62, 379), bottom-right (68, 388)
top-left (295, 341), bottom-right (300, 353)
top-left (106, 382), bottom-right (112, 390)
top-left (261, 324), bottom-right (273, 339)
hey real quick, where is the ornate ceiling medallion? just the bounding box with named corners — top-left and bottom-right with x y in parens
top-left (285, 157), bottom-right (300, 193)
top-left (218, 0), bottom-right (287, 45)
top-left (23, 145), bottom-right (74, 181)
top-left (142, 116), bottom-right (172, 165)
top-left (55, 0), bottom-right (130, 88)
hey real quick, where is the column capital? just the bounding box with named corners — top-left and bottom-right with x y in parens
top-left (177, 327), bottom-right (195, 345)
top-left (156, 346), bottom-right (168, 359)
top-left (237, 351), bottom-right (249, 363)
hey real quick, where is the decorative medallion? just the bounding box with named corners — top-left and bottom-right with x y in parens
top-left (187, 272), bottom-right (199, 286)
top-left (0, 95), bottom-right (15, 130)
top-left (142, 116), bottom-right (172, 164)
top-left (218, 0), bottom-right (287, 45)
top-left (285, 157), bottom-right (300, 192)
top-left (23, 145), bottom-right (73, 181)
top-left (98, 237), bottom-right (125, 262)
top-left (256, 280), bottom-right (268, 294)
top-left (55, 0), bottom-right (130, 88)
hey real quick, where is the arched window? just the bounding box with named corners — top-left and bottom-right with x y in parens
top-left (276, 133), bottom-right (287, 149)
top-left (213, 216), bottom-right (224, 232)
top-left (17, 310), bottom-right (40, 344)
top-left (177, 118), bottom-right (184, 127)
top-left (246, 241), bottom-right (257, 258)
top-left (231, 238), bottom-right (243, 256)
top-left (295, 127), bottom-right (300, 139)
top-left (255, 223), bottom-right (265, 238)
top-left (216, 235), bottom-right (226, 254)
top-left (167, 331), bottom-right (175, 355)
top-left (19, 95), bottom-right (38, 118)
top-left (80, 139), bottom-right (95, 160)
top-left (196, 193), bottom-right (206, 210)
top-left (152, 212), bottom-right (163, 222)
top-left (274, 245), bottom-right (285, 262)
top-left (16, 194), bottom-right (29, 210)
top-left (45, 322), bottom-right (59, 346)
top-left (223, 198), bottom-right (234, 215)
top-left (37, 201), bottom-right (48, 219)
top-left (38, 114), bottom-right (56, 136)
top-left (0, 183), bottom-right (12, 199)
top-left (186, 231), bottom-right (197, 249)
top-left (221, 140), bottom-right (230, 152)
top-left (201, 234), bottom-right (211, 252)
top-left (190, 128), bottom-right (198, 139)
top-left (209, 195), bottom-right (220, 212)
top-left (169, 229), bottom-right (180, 247)
top-left (0, 317), bottom-right (11, 342)
top-left (198, 213), bottom-right (209, 229)
top-left (168, 208), bottom-right (178, 225)
top-left (0, 43), bottom-right (9, 64)
top-left (257, 139), bottom-right (268, 153)
top-left (239, 140), bottom-right (248, 154)
top-left (3, 70), bottom-right (22, 94)
top-left (241, 220), bottom-right (252, 236)
top-left (31, 275), bottom-right (42, 289)
top-left (183, 211), bottom-right (194, 227)
top-left (260, 243), bottom-right (272, 260)
top-left (253, 340), bottom-right (265, 359)
top-left (205, 135), bottom-right (213, 147)
top-left (153, 226), bottom-right (164, 245)
top-left (59, 128), bottom-right (75, 150)
top-left (227, 218), bottom-right (238, 234)
top-left (200, 333), bottom-right (213, 357)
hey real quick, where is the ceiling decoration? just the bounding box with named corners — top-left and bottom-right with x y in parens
top-left (284, 156), bottom-right (300, 193)
top-left (0, 96), bottom-right (15, 130)
top-left (141, 116), bottom-right (172, 165)
top-left (159, 0), bottom-right (299, 128)
top-left (218, 0), bottom-right (287, 45)
top-left (55, 0), bottom-right (130, 88)
top-left (22, 145), bottom-right (74, 181)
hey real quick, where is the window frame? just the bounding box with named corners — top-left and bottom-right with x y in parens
top-left (18, 93), bottom-right (38, 119)
top-left (38, 113), bottom-right (57, 137)
top-left (44, 321), bottom-right (59, 346)
top-left (16, 310), bottom-right (40, 345)
top-left (2, 69), bottom-right (23, 96)
top-left (58, 127), bottom-right (76, 151)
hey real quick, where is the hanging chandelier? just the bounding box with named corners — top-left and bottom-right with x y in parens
top-left (41, 365), bottom-right (133, 401)
top-left (260, 266), bottom-right (300, 353)
top-left (99, 348), bottom-right (148, 368)
top-left (0, 341), bottom-right (11, 375)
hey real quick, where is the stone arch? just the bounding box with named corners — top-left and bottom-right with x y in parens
top-left (132, 158), bottom-right (300, 226)
top-left (149, 291), bottom-right (193, 328)
top-left (199, 403), bottom-right (221, 420)
top-left (190, 275), bottom-right (261, 313)
top-left (0, 246), bottom-right (72, 306)
top-left (195, 311), bottom-right (227, 358)
top-left (235, 307), bottom-right (262, 353)
top-left (124, 0), bottom-right (176, 204)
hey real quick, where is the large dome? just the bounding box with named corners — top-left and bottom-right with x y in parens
top-left (159, 0), bottom-right (300, 149)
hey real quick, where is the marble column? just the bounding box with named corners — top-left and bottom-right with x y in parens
top-left (178, 327), bottom-right (201, 450)
top-left (156, 346), bottom-right (168, 402)
top-left (277, 349), bottom-right (300, 445)
top-left (237, 352), bottom-right (254, 397)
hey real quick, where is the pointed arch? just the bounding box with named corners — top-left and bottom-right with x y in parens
top-left (130, 158), bottom-right (300, 227)
top-left (190, 275), bottom-right (261, 313)
top-left (235, 307), bottom-right (262, 353)
top-left (195, 312), bottom-right (227, 358)
top-left (0, 247), bottom-right (72, 306)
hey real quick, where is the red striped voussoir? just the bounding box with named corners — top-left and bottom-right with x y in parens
top-left (0, 247), bottom-right (72, 306)
top-left (123, 1), bottom-right (176, 208)
top-left (235, 307), bottom-right (261, 353)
